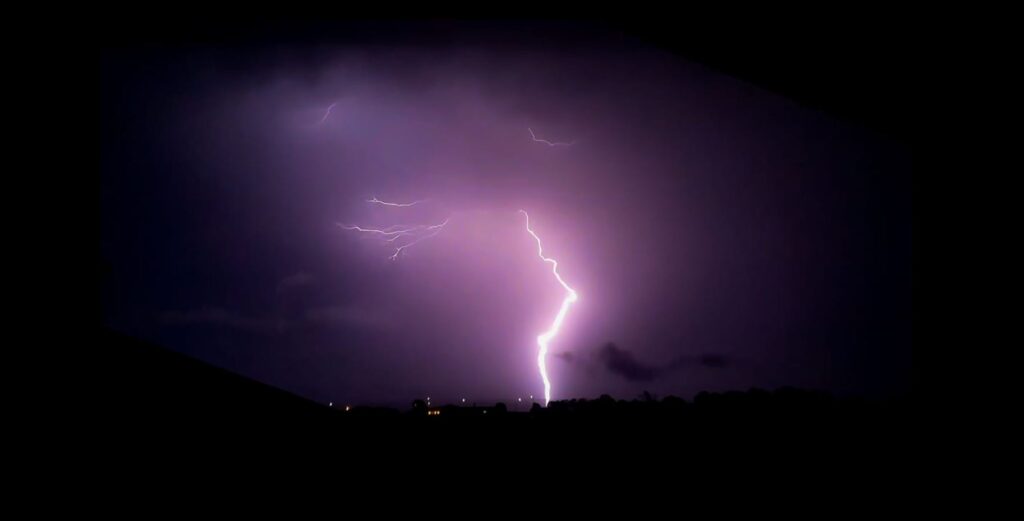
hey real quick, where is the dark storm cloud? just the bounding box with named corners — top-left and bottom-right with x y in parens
top-left (586, 343), bottom-right (733, 383)
top-left (665, 353), bottom-right (733, 370)
top-left (599, 343), bottom-right (658, 382)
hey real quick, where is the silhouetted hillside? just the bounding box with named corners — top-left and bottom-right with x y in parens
top-left (93, 329), bottom-right (335, 429)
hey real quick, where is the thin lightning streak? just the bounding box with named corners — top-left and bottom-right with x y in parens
top-left (389, 218), bottom-right (449, 260)
top-left (384, 232), bottom-right (413, 242)
top-left (337, 218), bottom-right (449, 260)
top-left (528, 127), bottom-right (575, 147)
top-left (319, 102), bottom-right (337, 124)
top-left (367, 196), bottom-right (426, 207)
top-left (335, 223), bottom-right (427, 237)
top-left (520, 210), bottom-right (578, 406)
top-left (338, 197), bottom-right (449, 260)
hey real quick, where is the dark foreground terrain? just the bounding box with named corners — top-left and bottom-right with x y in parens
top-left (87, 329), bottom-right (912, 467)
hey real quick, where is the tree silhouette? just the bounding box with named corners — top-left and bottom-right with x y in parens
top-left (411, 399), bottom-right (427, 415)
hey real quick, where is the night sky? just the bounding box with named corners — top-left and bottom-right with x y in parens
top-left (100, 22), bottom-right (912, 408)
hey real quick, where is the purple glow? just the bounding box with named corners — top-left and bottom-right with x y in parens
top-left (341, 203), bottom-right (580, 403)
top-left (101, 39), bottom-right (912, 407)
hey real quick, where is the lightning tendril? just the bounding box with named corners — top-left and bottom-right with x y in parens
top-left (320, 102), bottom-right (337, 124)
top-left (337, 198), bottom-right (449, 260)
top-left (528, 127), bottom-right (576, 147)
top-left (367, 196), bottom-right (426, 207)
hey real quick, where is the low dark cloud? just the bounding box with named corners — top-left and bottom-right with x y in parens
top-left (599, 343), bottom-right (658, 382)
top-left (560, 343), bottom-right (734, 383)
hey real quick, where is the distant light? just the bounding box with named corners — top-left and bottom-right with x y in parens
top-left (518, 398), bottom-right (522, 403)
top-left (345, 405), bottom-right (351, 412)
top-left (483, 410), bottom-right (487, 414)
top-left (461, 398), bottom-right (466, 403)
top-left (329, 402), bottom-right (333, 407)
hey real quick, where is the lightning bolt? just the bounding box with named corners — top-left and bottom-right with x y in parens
top-left (339, 201), bottom-right (577, 402)
top-left (528, 127), bottom-right (575, 147)
top-left (367, 196), bottom-right (426, 207)
top-left (520, 209), bottom-right (578, 406)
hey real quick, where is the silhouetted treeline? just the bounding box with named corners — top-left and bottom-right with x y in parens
top-left (364, 387), bottom-right (908, 430)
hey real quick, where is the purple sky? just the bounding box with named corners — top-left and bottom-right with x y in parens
top-left (101, 38), bottom-right (911, 407)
